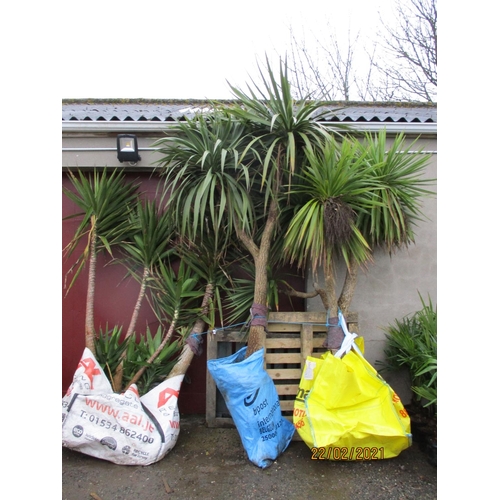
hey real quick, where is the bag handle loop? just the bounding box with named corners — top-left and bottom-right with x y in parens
top-left (334, 310), bottom-right (363, 358)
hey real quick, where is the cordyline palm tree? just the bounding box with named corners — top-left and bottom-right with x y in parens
top-left (282, 134), bottom-right (378, 315)
top-left (154, 110), bottom-right (253, 250)
top-left (282, 130), bottom-right (434, 320)
top-left (153, 109), bottom-right (248, 377)
top-left (153, 109), bottom-right (255, 368)
top-left (112, 199), bottom-right (177, 391)
top-left (124, 259), bottom-right (204, 390)
top-left (337, 130), bottom-right (435, 313)
top-left (64, 170), bottom-right (209, 392)
top-left (155, 57), bottom-right (338, 357)
top-left (166, 235), bottom-right (231, 380)
top-left (63, 169), bottom-right (138, 355)
top-left (222, 57), bottom-right (334, 356)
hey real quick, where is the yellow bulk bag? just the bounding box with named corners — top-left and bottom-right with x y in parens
top-left (293, 312), bottom-right (411, 460)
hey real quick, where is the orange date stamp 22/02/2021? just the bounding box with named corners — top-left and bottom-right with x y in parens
top-left (310, 446), bottom-right (385, 460)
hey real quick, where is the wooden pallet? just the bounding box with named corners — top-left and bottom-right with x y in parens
top-left (205, 311), bottom-right (359, 437)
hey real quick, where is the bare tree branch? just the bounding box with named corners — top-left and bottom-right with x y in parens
top-left (284, 23), bottom-right (360, 101)
top-left (281, 0), bottom-right (437, 102)
top-left (375, 0), bottom-right (437, 101)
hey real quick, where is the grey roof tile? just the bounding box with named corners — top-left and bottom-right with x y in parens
top-left (62, 100), bottom-right (436, 124)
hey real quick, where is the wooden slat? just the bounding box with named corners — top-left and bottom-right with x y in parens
top-left (266, 368), bottom-right (303, 380)
top-left (265, 338), bottom-right (301, 349)
top-left (310, 351), bottom-right (327, 359)
top-left (301, 323), bottom-right (313, 368)
top-left (209, 330), bottom-right (246, 342)
top-left (268, 311), bottom-right (358, 324)
top-left (279, 400), bottom-right (295, 412)
top-left (312, 337), bottom-right (327, 346)
top-left (267, 322), bottom-right (302, 333)
top-left (275, 384), bottom-right (299, 396)
top-left (265, 352), bottom-right (302, 364)
top-left (269, 311), bottom-right (327, 323)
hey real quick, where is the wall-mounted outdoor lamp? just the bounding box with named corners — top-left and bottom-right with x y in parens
top-left (117, 134), bottom-right (141, 164)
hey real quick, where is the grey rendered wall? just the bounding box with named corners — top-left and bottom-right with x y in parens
top-left (62, 133), bottom-right (160, 171)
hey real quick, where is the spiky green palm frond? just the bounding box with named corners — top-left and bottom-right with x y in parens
top-left (94, 325), bottom-right (130, 383)
top-left (123, 325), bottom-right (183, 394)
top-left (356, 130), bottom-right (435, 251)
top-left (148, 260), bottom-right (205, 331)
top-left (223, 247), bottom-right (297, 326)
top-left (174, 233), bottom-right (236, 329)
top-left (226, 55), bottom-right (334, 181)
top-left (379, 294), bottom-right (437, 413)
top-left (153, 112), bottom-right (257, 243)
top-left (283, 135), bottom-right (377, 273)
top-left (118, 199), bottom-right (176, 282)
top-left (63, 168), bottom-right (139, 289)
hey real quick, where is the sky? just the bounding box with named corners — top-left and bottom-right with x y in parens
top-left (61, 0), bottom-right (394, 100)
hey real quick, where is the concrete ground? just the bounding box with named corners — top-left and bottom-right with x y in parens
top-left (62, 414), bottom-right (437, 500)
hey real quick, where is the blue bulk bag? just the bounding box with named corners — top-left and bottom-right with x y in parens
top-left (207, 346), bottom-right (295, 468)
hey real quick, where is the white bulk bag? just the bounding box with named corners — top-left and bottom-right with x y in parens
top-left (62, 348), bottom-right (183, 465)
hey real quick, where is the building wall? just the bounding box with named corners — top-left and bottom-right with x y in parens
top-left (62, 128), bottom-right (437, 408)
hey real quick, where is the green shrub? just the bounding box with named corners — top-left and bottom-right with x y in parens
top-left (379, 294), bottom-right (437, 416)
top-left (94, 324), bottom-right (183, 394)
top-left (94, 325), bottom-right (131, 385)
top-left (122, 325), bottom-right (184, 394)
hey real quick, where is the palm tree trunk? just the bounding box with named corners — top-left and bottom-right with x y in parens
top-left (338, 259), bottom-right (358, 315)
top-left (324, 261), bottom-right (337, 314)
top-left (245, 257), bottom-right (269, 357)
top-left (167, 282), bottom-right (214, 379)
top-left (85, 225), bottom-right (97, 356)
top-left (239, 198), bottom-right (279, 358)
top-left (322, 261), bottom-right (351, 351)
top-left (113, 267), bottom-right (150, 391)
top-left (126, 267), bottom-right (150, 340)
